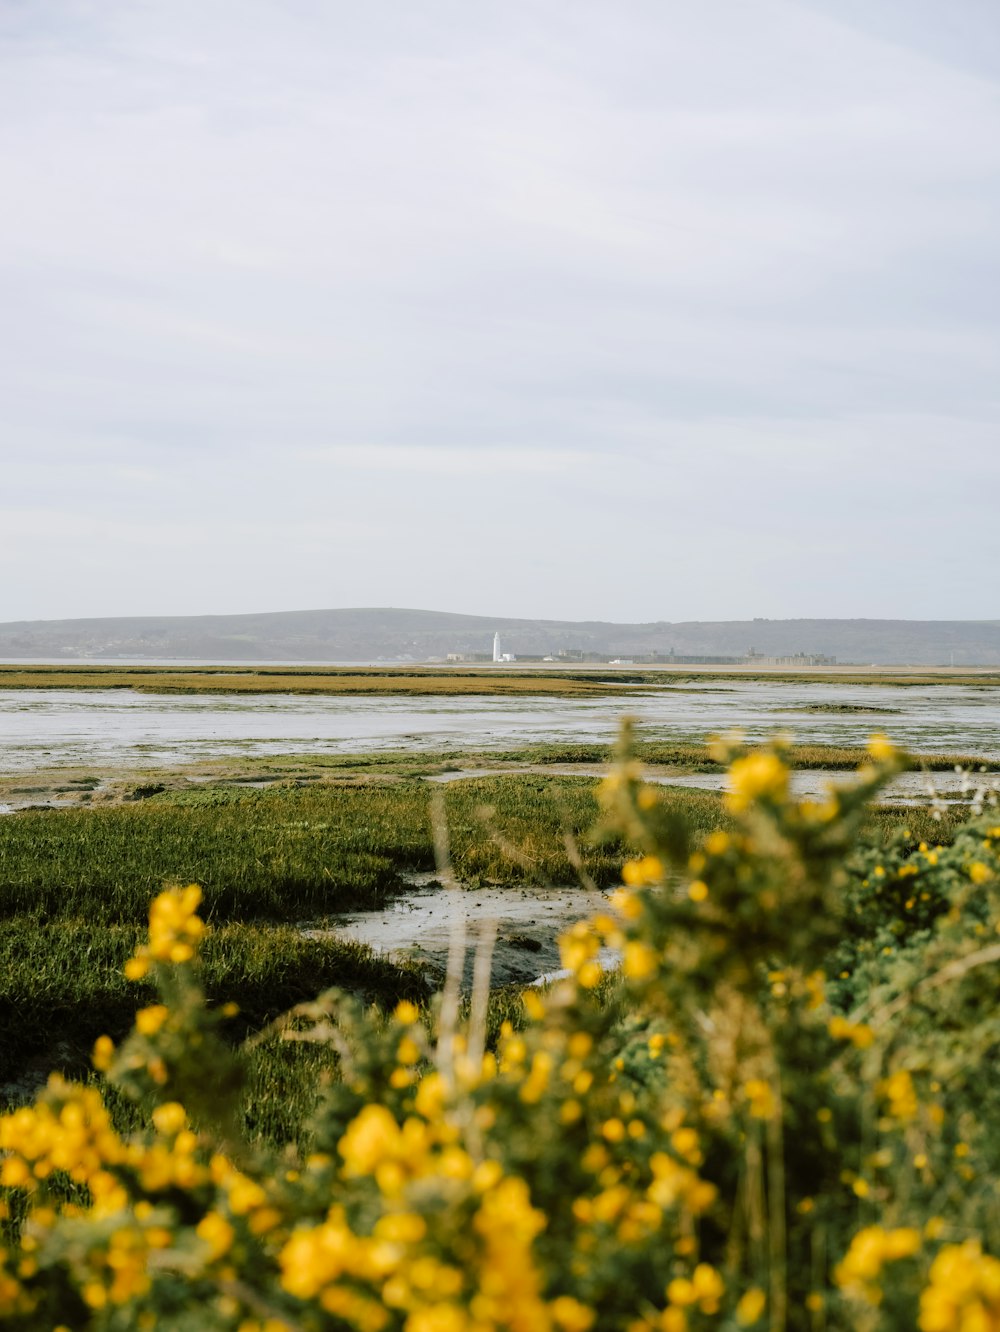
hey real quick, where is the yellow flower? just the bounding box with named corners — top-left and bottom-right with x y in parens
top-left (666, 1266), bottom-right (723, 1314)
top-left (666, 1277), bottom-right (695, 1307)
top-left (670, 1128), bottom-right (701, 1165)
top-left (691, 1264), bottom-right (724, 1312)
top-left (196, 1211), bottom-right (235, 1261)
top-left (551, 1296), bottom-right (596, 1330)
top-left (867, 734), bottom-right (896, 762)
top-left (578, 961), bottom-right (603, 989)
top-left (704, 830), bottom-right (730, 856)
top-left (879, 1070), bottom-right (918, 1122)
top-left (135, 1005), bottom-right (169, 1037)
top-left (373, 1212), bottom-right (427, 1244)
top-left (520, 1052), bottom-right (553, 1105)
top-left (92, 1035), bottom-right (115, 1071)
top-left (624, 941), bottom-right (658, 980)
top-left (397, 1036), bottom-right (421, 1066)
top-left (884, 1229), bottom-right (921, 1260)
top-left (148, 885), bottom-right (205, 961)
top-left (151, 1102), bottom-right (187, 1136)
top-left (622, 856), bottom-right (664, 887)
top-left (559, 922), bottom-right (598, 973)
top-left (828, 1016), bottom-right (875, 1050)
top-left (837, 1226), bottom-right (921, 1301)
top-left (1, 1158), bottom-right (31, 1189)
top-left (919, 1240), bottom-right (1000, 1332)
top-left (406, 1305), bottom-right (470, 1332)
top-left (228, 1175), bottom-right (267, 1215)
top-left (609, 887), bottom-right (643, 920)
top-left (743, 1080), bottom-right (776, 1121)
top-left (725, 752), bottom-right (789, 812)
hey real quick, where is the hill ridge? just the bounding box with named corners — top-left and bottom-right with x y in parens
top-left (2, 608), bottom-right (1000, 665)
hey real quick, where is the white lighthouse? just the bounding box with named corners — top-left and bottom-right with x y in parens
top-left (493, 632), bottom-right (502, 663)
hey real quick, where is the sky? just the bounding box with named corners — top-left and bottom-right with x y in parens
top-left (1, 0), bottom-right (998, 624)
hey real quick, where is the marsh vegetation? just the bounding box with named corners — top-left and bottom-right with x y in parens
top-left (0, 756), bottom-right (978, 1129)
top-left (2, 733), bottom-right (1000, 1328)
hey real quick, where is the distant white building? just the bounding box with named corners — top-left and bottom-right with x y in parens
top-left (492, 632), bottom-right (515, 663)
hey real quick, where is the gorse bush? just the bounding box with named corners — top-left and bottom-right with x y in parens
top-left (2, 730), bottom-right (1000, 1329)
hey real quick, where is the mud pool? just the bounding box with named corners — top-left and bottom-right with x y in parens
top-left (304, 877), bottom-right (618, 988)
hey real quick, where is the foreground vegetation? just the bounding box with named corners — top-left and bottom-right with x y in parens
top-left (0, 768), bottom-right (973, 1105)
top-left (2, 733), bottom-right (1000, 1328)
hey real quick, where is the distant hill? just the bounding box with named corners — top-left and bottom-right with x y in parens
top-left (1, 608), bottom-right (999, 665)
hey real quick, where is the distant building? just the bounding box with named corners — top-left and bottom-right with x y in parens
top-left (656, 650), bottom-right (745, 665)
top-left (444, 642), bottom-right (835, 667)
top-left (745, 648), bottom-right (837, 667)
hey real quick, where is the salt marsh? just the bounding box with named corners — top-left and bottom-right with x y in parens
top-left (1, 678), bottom-right (999, 774)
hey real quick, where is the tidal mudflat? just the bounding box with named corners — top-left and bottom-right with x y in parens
top-left (2, 677), bottom-right (1000, 777)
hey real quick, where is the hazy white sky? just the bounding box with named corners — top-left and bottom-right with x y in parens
top-left (2, 0), bottom-right (998, 622)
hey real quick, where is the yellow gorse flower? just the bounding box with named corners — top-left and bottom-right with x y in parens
top-left (742, 1079), bottom-right (777, 1121)
top-left (867, 733), bottom-right (897, 762)
top-left (879, 1070), bottom-right (919, 1122)
top-left (828, 1016), bottom-right (875, 1050)
top-left (919, 1241), bottom-right (1000, 1332)
top-left (622, 856), bottom-right (664, 887)
top-left (125, 884), bottom-right (206, 978)
top-left (725, 752), bottom-right (789, 812)
top-left (836, 1225), bottom-right (922, 1302)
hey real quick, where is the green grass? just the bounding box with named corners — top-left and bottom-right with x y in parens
top-left (449, 740), bottom-right (1000, 772)
top-left (0, 776), bottom-right (630, 923)
top-left (236, 1037), bottom-right (339, 1146)
top-left (0, 783), bottom-right (433, 923)
top-left (0, 921), bottom-right (425, 1087)
top-left (441, 776), bottom-right (623, 886)
top-left (57, 1043), bottom-right (345, 1152)
top-left (0, 771), bottom-right (980, 929)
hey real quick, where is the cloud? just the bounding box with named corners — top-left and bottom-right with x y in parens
top-left (0, 1), bottom-right (998, 620)
top-left (297, 446), bottom-right (589, 475)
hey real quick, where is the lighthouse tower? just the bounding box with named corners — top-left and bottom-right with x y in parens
top-left (493, 632), bottom-right (502, 663)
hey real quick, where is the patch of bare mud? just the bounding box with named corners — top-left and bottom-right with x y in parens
top-left (303, 876), bottom-right (612, 988)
